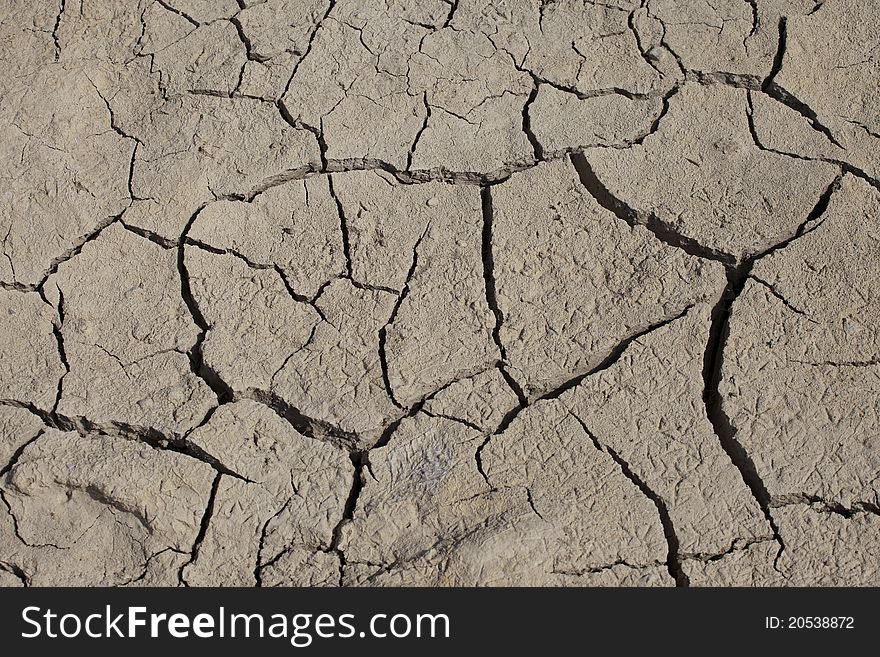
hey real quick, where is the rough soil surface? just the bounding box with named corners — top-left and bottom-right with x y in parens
top-left (1, 0), bottom-right (878, 587)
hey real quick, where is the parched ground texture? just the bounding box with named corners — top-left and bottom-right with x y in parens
top-left (1, 0), bottom-right (879, 587)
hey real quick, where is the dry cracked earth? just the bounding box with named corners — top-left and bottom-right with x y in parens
top-left (1, 0), bottom-right (879, 588)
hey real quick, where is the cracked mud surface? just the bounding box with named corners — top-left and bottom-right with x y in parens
top-left (1, 0), bottom-right (878, 587)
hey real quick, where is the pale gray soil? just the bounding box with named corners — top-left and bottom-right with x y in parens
top-left (1, 0), bottom-right (878, 587)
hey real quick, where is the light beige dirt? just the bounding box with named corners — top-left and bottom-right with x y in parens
top-left (1, 0), bottom-right (878, 587)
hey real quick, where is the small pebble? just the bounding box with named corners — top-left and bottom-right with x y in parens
top-left (646, 46), bottom-right (663, 61)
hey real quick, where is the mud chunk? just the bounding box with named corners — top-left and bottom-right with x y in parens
top-left (185, 249), bottom-right (320, 393)
top-left (271, 280), bottom-right (399, 441)
top-left (341, 409), bottom-right (671, 586)
top-left (492, 158), bottom-right (725, 398)
top-left (647, 0), bottom-right (815, 79)
top-left (721, 175), bottom-right (880, 508)
top-left (767, 0), bottom-right (880, 181)
top-left (331, 171), bottom-right (497, 408)
top-left (182, 400), bottom-right (351, 586)
top-left (530, 86), bottom-right (663, 156)
top-left (151, 21), bottom-right (246, 96)
top-left (685, 504), bottom-right (880, 586)
top-left (51, 224), bottom-right (214, 435)
top-left (125, 96), bottom-right (319, 241)
top-left (0, 291), bottom-right (65, 409)
top-left (587, 85), bottom-right (839, 261)
top-left (0, 66), bottom-right (132, 286)
top-left (0, 407), bottom-right (45, 472)
top-left (562, 305), bottom-right (770, 557)
top-left (0, 430), bottom-right (214, 586)
top-left (189, 176), bottom-right (345, 298)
